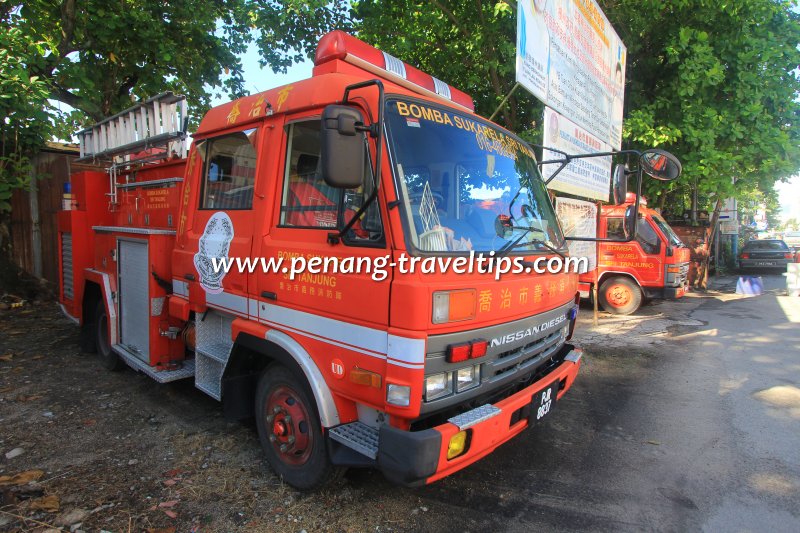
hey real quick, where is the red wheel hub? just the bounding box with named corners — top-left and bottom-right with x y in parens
top-left (265, 386), bottom-right (312, 466)
top-left (606, 284), bottom-right (631, 307)
top-left (272, 419), bottom-right (287, 436)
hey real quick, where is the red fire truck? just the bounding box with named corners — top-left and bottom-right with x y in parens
top-left (578, 193), bottom-right (690, 315)
top-left (58, 31), bottom-right (678, 489)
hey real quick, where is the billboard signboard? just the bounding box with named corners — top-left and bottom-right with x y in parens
top-left (542, 106), bottom-right (612, 201)
top-left (516, 0), bottom-right (626, 149)
top-left (555, 197), bottom-right (597, 272)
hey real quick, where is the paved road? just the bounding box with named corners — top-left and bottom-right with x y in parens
top-left (408, 274), bottom-right (800, 532)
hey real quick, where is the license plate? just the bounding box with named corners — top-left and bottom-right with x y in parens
top-left (530, 381), bottom-right (559, 424)
top-left (756, 261), bottom-right (775, 266)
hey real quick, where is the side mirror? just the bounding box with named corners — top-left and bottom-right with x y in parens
top-left (321, 105), bottom-right (366, 189)
top-left (624, 205), bottom-right (637, 239)
top-left (640, 149), bottom-right (682, 181)
top-left (612, 164), bottom-right (628, 205)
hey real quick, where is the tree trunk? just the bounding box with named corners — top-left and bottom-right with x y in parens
top-left (701, 198), bottom-right (724, 289)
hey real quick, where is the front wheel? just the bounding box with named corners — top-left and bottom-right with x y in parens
top-left (255, 365), bottom-right (339, 490)
top-left (598, 277), bottom-right (642, 315)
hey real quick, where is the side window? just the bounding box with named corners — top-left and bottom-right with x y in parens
top-left (280, 120), bottom-right (383, 243)
top-left (280, 121), bottom-right (340, 228)
top-left (606, 218), bottom-right (625, 239)
top-left (198, 128), bottom-right (257, 210)
top-left (636, 218), bottom-right (661, 254)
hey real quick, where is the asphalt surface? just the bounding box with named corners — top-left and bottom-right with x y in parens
top-left (408, 273), bottom-right (800, 532)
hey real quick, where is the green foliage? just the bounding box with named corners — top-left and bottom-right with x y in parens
top-left (353, 1), bottom-right (541, 134)
top-left (250, 0), bottom-right (352, 73)
top-left (780, 217), bottom-right (799, 232)
top-left (0, 22), bottom-right (52, 211)
top-left (353, 0), bottom-right (800, 219)
top-left (600, 0), bottom-right (800, 214)
top-left (0, 0), bottom-right (347, 212)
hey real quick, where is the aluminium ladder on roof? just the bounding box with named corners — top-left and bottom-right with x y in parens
top-left (76, 92), bottom-right (189, 164)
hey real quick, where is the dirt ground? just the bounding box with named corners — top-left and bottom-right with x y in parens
top-left (0, 291), bottom-right (715, 533)
top-left (3, 274), bottom-right (795, 532)
top-left (0, 302), bottom-right (432, 533)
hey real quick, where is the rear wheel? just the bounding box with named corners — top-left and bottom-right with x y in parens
top-left (255, 365), bottom-right (338, 490)
top-left (94, 301), bottom-right (124, 371)
top-left (79, 316), bottom-right (97, 354)
top-left (599, 277), bottom-right (642, 315)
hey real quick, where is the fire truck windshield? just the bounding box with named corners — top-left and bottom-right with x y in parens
top-left (385, 99), bottom-right (563, 254)
top-left (652, 214), bottom-right (686, 248)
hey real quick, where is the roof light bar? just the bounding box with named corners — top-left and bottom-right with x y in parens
top-left (315, 31), bottom-right (475, 112)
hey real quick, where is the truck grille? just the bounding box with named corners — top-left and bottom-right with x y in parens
top-left (678, 262), bottom-right (689, 283)
top-left (410, 342), bottom-right (572, 431)
top-left (667, 261), bottom-right (690, 287)
top-left (486, 329), bottom-right (564, 385)
top-left (419, 301), bottom-right (573, 416)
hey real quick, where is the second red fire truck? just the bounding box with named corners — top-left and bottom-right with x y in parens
top-left (579, 193), bottom-right (690, 315)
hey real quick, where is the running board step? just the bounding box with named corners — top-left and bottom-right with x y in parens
top-left (112, 344), bottom-right (195, 383)
top-left (328, 422), bottom-right (379, 460)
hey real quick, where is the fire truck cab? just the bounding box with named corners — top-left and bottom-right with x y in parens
top-left (579, 193), bottom-right (690, 315)
top-left (58, 31), bottom-right (588, 490)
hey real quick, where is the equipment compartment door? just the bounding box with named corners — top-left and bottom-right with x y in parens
top-left (118, 239), bottom-right (150, 362)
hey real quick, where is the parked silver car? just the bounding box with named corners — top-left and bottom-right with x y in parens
top-left (739, 239), bottom-right (795, 270)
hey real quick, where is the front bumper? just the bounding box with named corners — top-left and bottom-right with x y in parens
top-left (644, 284), bottom-right (687, 300)
top-left (376, 346), bottom-right (582, 486)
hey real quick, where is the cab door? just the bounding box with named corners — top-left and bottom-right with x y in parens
top-left (602, 216), bottom-right (663, 286)
top-left (178, 126), bottom-right (265, 316)
top-left (254, 114), bottom-right (391, 385)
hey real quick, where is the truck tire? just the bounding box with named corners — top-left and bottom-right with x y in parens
top-left (599, 277), bottom-right (642, 315)
top-left (94, 301), bottom-right (124, 371)
top-left (255, 364), bottom-right (339, 490)
top-left (79, 319), bottom-right (97, 354)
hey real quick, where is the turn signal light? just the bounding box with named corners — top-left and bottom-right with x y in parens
top-left (741, 253), bottom-right (750, 259)
top-left (447, 430), bottom-right (468, 460)
top-left (446, 339), bottom-right (488, 363)
top-left (666, 265), bottom-right (680, 273)
top-left (784, 253), bottom-right (793, 259)
top-left (350, 368), bottom-right (381, 388)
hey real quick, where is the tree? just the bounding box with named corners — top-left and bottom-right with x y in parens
top-left (0, 24), bottom-right (53, 212)
top-left (0, 0), bottom-right (349, 212)
top-left (780, 217), bottom-right (799, 232)
top-left (598, 0), bottom-right (800, 216)
top-left (354, 1), bottom-right (800, 219)
top-left (353, 1), bottom-right (542, 138)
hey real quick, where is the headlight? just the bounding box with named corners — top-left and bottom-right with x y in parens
top-left (424, 372), bottom-right (452, 401)
top-left (456, 365), bottom-right (480, 392)
top-left (386, 384), bottom-right (411, 407)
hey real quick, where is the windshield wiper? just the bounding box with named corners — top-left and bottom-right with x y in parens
top-left (496, 226), bottom-right (566, 259)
